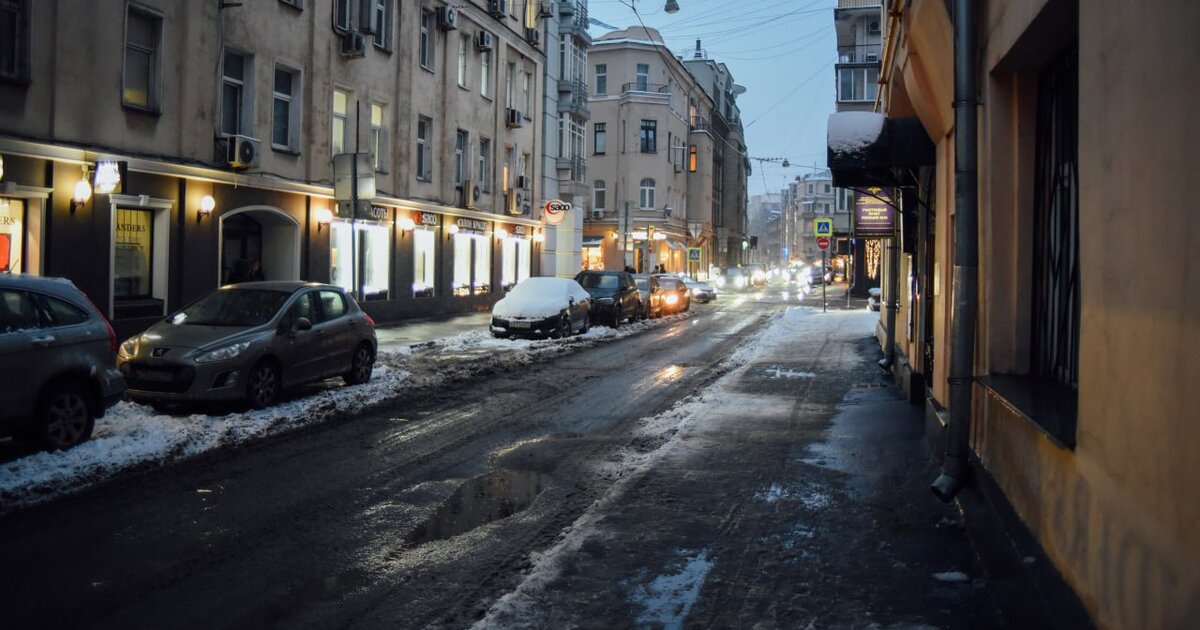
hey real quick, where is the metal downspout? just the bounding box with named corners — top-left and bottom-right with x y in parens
top-left (931, 0), bottom-right (980, 502)
top-left (881, 226), bottom-right (900, 370)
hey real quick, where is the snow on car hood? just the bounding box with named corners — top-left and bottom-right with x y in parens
top-left (493, 295), bottom-right (566, 319)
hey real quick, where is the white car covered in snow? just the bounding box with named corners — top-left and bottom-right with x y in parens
top-left (490, 277), bottom-right (592, 339)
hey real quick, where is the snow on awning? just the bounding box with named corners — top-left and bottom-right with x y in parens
top-left (826, 113), bottom-right (934, 188)
top-left (667, 240), bottom-right (687, 250)
top-left (582, 235), bottom-right (604, 247)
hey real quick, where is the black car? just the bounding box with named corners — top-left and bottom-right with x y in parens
top-left (574, 271), bottom-right (641, 327)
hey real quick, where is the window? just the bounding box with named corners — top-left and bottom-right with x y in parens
top-left (319, 290), bottom-right (348, 319)
top-left (688, 145), bottom-right (697, 172)
top-left (41, 295), bottom-right (88, 327)
top-left (594, 180), bottom-right (606, 210)
top-left (332, 89), bottom-right (349, 155)
top-left (593, 122), bottom-right (606, 155)
top-left (636, 63), bottom-right (649, 91)
top-left (416, 116), bottom-right (432, 181)
top-left (506, 62), bottom-right (516, 108)
top-left (458, 34), bottom-right (470, 87)
top-left (0, 0), bottom-right (32, 83)
top-left (0, 290), bottom-right (40, 334)
top-left (837, 66), bottom-right (879, 102)
top-left (0, 197), bottom-right (25, 273)
top-left (523, 71), bottom-right (532, 116)
top-left (419, 9), bottom-right (434, 69)
top-left (334, 0), bottom-right (351, 30)
top-left (372, 0), bottom-right (393, 50)
top-left (455, 129), bottom-right (468, 186)
top-left (500, 234), bottom-right (530, 291)
top-left (370, 103), bottom-right (386, 171)
top-left (640, 120), bottom-right (657, 153)
top-left (113, 208), bottom-right (154, 299)
top-left (330, 221), bottom-right (391, 301)
top-left (824, 183), bottom-right (831, 193)
top-left (222, 51), bottom-right (253, 136)
top-left (272, 66), bottom-right (299, 150)
top-left (453, 231), bottom-right (490, 296)
top-left (123, 7), bottom-right (161, 110)
top-left (413, 226), bottom-right (436, 297)
top-left (639, 178), bottom-right (655, 209)
top-left (480, 48), bottom-right (491, 97)
top-left (479, 138), bottom-right (491, 192)
top-left (594, 64), bottom-right (607, 95)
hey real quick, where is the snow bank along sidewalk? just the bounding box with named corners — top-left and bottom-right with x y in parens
top-left (0, 315), bottom-right (688, 513)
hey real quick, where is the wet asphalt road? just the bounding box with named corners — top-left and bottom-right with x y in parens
top-left (0, 288), bottom-right (794, 629)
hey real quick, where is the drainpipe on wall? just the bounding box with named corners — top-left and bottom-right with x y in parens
top-left (880, 228), bottom-right (900, 370)
top-left (931, 0), bottom-right (980, 503)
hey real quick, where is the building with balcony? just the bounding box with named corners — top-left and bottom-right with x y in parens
top-left (834, 0), bottom-right (884, 112)
top-left (0, 0), bottom-right (550, 335)
top-left (582, 26), bottom-right (718, 276)
top-left (539, 0), bottom-right (591, 277)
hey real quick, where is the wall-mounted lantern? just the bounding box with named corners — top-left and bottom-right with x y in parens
top-left (315, 207), bottom-right (333, 231)
top-left (197, 195), bottom-right (216, 222)
top-left (495, 228), bottom-right (509, 240)
top-left (397, 216), bottom-right (416, 232)
top-left (70, 165), bottom-right (92, 215)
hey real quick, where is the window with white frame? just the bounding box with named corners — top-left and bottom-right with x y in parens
top-left (569, 119), bottom-right (584, 164)
top-left (636, 63), bottom-right (649, 91)
top-left (330, 220), bottom-right (391, 301)
top-left (221, 50), bottom-right (253, 136)
top-left (500, 234), bottom-right (530, 291)
top-left (334, 0), bottom-right (351, 31)
top-left (271, 66), bottom-right (299, 151)
top-left (837, 66), bottom-right (879, 102)
top-left (593, 181), bottom-right (606, 210)
top-left (457, 33), bottom-right (470, 87)
top-left (480, 47), bottom-right (491, 97)
top-left (506, 62), bottom-right (515, 108)
top-left (413, 226), bottom-right (436, 297)
top-left (419, 9), bottom-right (434, 69)
top-left (371, 0), bottom-right (393, 50)
top-left (522, 71), bottom-right (532, 117)
top-left (639, 178), bottom-right (655, 209)
top-left (370, 103), bottom-right (386, 171)
top-left (594, 64), bottom-right (607, 95)
top-left (123, 6), bottom-right (161, 110)
top-left (455, 129), bottom-right (468, 186)
top-left (557, 114), bottom-right (566, 159)
top-left (416, 115), bottom-right (432, 181)
top-left (593, 122), bottom-right (606, 155)
top-left (332, 89), bottom-right (349, 155)
top-left (479, 138), bottom-right (491, 192)
top-left (0, 0), bottom-right (32, 83)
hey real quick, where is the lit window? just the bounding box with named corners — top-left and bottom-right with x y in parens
top-left (370, 103), bottom-right (386, 171)
top-left (413, 226), bottom-right (436, 297)
top-left (688, 145), bottom-right (697, 172)
top-left (123, 7), bottom-right (161, 110)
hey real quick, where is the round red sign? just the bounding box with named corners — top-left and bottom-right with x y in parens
top-left (543, 199), bottom-right (571, 225)
top-left (817, 236), bottom-right (831, 250)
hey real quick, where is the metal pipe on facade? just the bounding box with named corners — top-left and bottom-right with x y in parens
top-left (931, 0), bottom-right (980, 503)
top-left (881, 225), bottom-right (900, 369)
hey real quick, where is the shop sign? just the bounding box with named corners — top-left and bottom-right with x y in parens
top-left (365, 204), bottom-right (390, 221)
top-left (94, 160), bottom-right (126, 195)
top-left (455, 217), bottom-right (489, 232)
top-left (414, 211), bottom-right (439, 226)
top-left (511, 224), bottom-right (528, 236)
top-left (853, 187), bottom-right (896, 239)
top-left (543, 199), bottom-right (570, 225)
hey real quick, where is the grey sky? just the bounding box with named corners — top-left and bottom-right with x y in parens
top-left (586, 0), bottom-right (838, 199)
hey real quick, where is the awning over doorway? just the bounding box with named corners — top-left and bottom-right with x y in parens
top-left (582, 235), bottom-right (604, 247)
top-left (827, 112), bottom-right (934, 188)
top-left (667, 240), bottom-right (687, 250)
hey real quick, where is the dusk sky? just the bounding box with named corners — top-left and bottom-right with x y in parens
top-left (586, 0), bottom-right (839, 199)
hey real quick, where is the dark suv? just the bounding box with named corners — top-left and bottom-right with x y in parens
top-left (0, 275), bottom-right (126, 450)
top-left (574, 271), bottom-right (641, 327)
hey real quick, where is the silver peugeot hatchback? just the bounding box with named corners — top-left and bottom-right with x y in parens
top-left (0, 274), bottom-right (126, 450)
top-left (117, 282), bottom-right (377, 409)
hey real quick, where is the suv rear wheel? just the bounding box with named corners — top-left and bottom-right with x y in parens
top-left (31, 382), bottom-right (95, 451)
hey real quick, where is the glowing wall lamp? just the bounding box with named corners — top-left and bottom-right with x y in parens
top-left (70, 165), bottom-right (92, 215)
top-left (448, 223), bottom-right (460, 237)
top-left (533, 230), bottom-right (545, 244)
top-left (197, 195), bottom-right (216, 222)
top-left (315, 207), bottom-right (333, 232)
top-left (495, 227), bottom-right (509, 240)
top-left (397, 216), bottom-right (416, 231)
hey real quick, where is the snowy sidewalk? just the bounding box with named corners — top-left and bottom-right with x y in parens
top-left (475, 306), bottom-right (1003, 629)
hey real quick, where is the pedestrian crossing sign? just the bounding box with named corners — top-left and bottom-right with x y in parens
top-left (814, 218), bottom-right (834, 237)
top-left (687, 247), bottom-right (702, 262)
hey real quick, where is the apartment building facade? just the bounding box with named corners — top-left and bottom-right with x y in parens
top-left (0, 0), bottom-right (548, 337)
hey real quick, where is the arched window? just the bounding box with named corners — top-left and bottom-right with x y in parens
top-left (593, 180), bottom-right (606, 210)
top-left (639, 178), bottom-right (655, 209)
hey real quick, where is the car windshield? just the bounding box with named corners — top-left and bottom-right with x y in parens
top-left (509, 277), bottom-right (567, 298)
top-left (635, 279), bottom-right (648, 290)
top-left (578, 274), bottom-right (619, 289)
top-left (172, 289), bottom-right (291, 326)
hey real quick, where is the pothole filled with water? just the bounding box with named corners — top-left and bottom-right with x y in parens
top-left (404, 469), bottom-right (546, 547)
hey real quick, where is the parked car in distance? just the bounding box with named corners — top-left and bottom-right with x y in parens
top-left (632, 274), bottom-right (665, 319)
top-left (574, 270), bottom-right (641, 327)
top-left (117, 282), bottom-right (377, 409)
top-left (654, 275), bottom-right (691, 314)
top-left (715, 266), bottom-right (749, 291)
top-left (806, 265), bottom-right (832, 286)
top-left (0, 274), bottom-right (125, 450)
top-left (683, 278), bottom-right (717, 303)
top-left (490, 277), bottom-right (592, 339)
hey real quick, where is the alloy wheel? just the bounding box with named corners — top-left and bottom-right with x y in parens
top-left (44, 391), bottom-right (90, 448)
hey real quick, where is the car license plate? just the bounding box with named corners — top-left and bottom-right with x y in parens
top-left (510, 320), bottom-right (531, 329)
top-left (138, 368), bottom-right (174, 382)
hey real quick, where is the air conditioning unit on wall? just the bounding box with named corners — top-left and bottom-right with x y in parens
top-left (591, 209), bottom-right (605, 220)
top-left (476, 31), bottom-right (494, 51)
top-left (539, 1), bottom-right (554, 17)
top-left (505, 108), bottom-right (523, 128)
top-left (437, 6), bottom-right (459, 30)
top-left (463, 180), bottom-right (481, 209)
top-left (224, 135), bottom-right (261, 169)
top-left (525, 28), bottom-right (541, 47)
top-left (489, 0), bottom-right (508, 18)
top-left (340, 31), bottom-right (366, 58)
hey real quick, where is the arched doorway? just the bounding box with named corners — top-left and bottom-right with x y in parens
top-left (218, 206), bottom-right (300, 284)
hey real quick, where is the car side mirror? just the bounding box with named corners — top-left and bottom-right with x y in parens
top-left (294, 317), bottom-right (313, 332)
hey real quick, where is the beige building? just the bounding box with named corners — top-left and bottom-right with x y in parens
top-left (582, 26), bottom-right (715, 275)
top-left (831, 0), bottom-right (1200, 627)
top-left (0, 0), bottom-right (549, 336)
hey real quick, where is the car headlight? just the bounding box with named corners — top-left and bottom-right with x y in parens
top-left (713, 277), bottom-right (725, 287)
top-left (597, 297), bottom-right (614, 305)
top-left (118, 337), bottom-right (139, 360)
top-left (692, 288), bottom-right (703, 296)
top-left (195, 341), bottom-right (251, 364)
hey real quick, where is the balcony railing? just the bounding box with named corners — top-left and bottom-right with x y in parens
top-left (556, 155), bottom-right (586, 184)
top-left (837, 44), bottom-right (882, 64)
top-left (689, 114), bottom-right (710, 131)
top-left (622, 82), bottom-right (671, 95)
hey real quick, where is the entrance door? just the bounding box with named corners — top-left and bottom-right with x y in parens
top-left (222, 214), bottom-right (263, 283)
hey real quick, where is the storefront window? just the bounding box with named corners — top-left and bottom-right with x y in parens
top-left (413, 228), bottom-right (436, 298)
top-left (0, 198), bottom-right (24, 273)
top-left (330, 220), bottom-right (392, 301)
top-left (113, 208), bottom-right (153, 298)
top-left (583, 245), bottom-right (604, 271)
top-left (452, 230), bottom-right (491, 296)
top-left (501, 235), bottom-right (531, 291)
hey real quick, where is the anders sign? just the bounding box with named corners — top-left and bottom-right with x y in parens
top-left (853, 187), bottom-right (896, 239)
